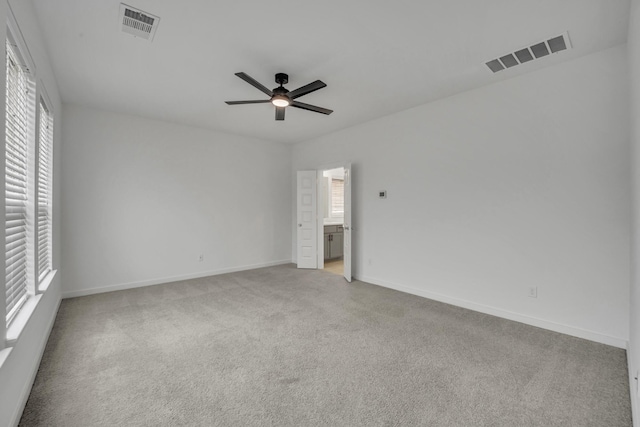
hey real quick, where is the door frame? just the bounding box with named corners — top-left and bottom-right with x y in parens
top-left (315, 161), bottom-right (351, 271)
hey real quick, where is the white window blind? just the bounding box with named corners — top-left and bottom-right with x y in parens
top-left (37, 100), bottom-right (52, 282)
top-left (5, 39), bottom-right (29, 324)
top-left (331, 178), bottom-right (344, 217)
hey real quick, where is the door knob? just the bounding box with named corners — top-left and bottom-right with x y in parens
top-left (298, 224), bottom-right (302, 227)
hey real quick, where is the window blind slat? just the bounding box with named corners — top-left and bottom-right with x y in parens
top-left (6, 162), bottom-right (26, 179)
top-left (6, 288), bottom-right (26, 310)
top-left (6, 293), bottom-right (26, 321)
top-left (6, 163), bottom-right (27, 179)
top-left (6, 268), bottom-right (26, 294)
top-left (6, 290), bottom-right (26, 314)
top-left (6, 220), bottom-right (25, 230)
top-left (6, 231), bottom-right (26, 247)
top-left (6, 175), bottom-right (27, 188)
top-left (6, 247), bottom-right (26, 268)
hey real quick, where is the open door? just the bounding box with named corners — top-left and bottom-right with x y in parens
top-left (343, 163), bottom-right (352, 282)
top-left (297, 171), bottom-right (317, 269)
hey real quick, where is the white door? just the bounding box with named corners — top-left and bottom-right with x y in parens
top-left (297, 171), bottom-right (317, 269)
top-left (343, 164), bottom-right (352, 282)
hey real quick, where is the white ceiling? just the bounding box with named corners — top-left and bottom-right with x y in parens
top-left (31, 0), bottom-right (629, 144)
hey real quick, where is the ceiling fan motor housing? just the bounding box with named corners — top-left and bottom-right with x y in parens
top-left (272, 86), bottom-right (289, 96)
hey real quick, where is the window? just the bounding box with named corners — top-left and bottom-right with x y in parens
top-left (331, 178), bottom-right (344, 217)
top-left (5, 38), bottom-right (31, 324)
top-left (1, 11), bottom-right (55, 341)
top-left (37, 100), bottom-right (53, 283)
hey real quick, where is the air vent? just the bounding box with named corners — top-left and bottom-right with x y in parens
top-left (485, 32), bottom-right (571, 73)
top-left (119, 4), bottom-right (160, 41)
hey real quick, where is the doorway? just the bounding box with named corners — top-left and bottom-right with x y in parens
top-left (296, 164), bottom-right (352, 282)
top-left (320, 167), bottom-right (345, 276)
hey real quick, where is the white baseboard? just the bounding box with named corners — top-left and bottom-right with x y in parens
top-left (629, 346), bottom-right (639, 427)
top-left (10, 295), bottom-right (61, 427)
top-left (62, 260), bottom-right (293, 299)
top-left (358, 275), bottom-right (628, 349)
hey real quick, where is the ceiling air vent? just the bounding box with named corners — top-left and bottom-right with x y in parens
top-left (485, 32), bottom-right (571, 73)
top-left (119, 4), bottom-right (160, 41)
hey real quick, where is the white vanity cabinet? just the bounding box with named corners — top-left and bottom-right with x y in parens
top-left (324, 225), bottom-right (344, 260)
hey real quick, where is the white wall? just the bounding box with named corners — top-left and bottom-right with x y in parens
top-left (0, 1), bottom-right (63, 426)
top-left (628, 0), bottom-right (640, 423)
top-left (293, 45), bottom-right (630, 348)
top-left (61, 105), bottom-right (292, 297)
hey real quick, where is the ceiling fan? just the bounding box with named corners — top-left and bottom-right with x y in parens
top-left (225, 72), bottom-right (333, 121)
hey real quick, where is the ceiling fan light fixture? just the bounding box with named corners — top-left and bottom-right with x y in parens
top-left (271, 95), bottom-right (290, 107)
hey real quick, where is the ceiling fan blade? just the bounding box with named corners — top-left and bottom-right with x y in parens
top-left (291, 101), bottom-right (333, 115)
top-left (235, 72), bottom-right (273, 96)
top-left (225, 100), bottom-right (271, 105)
top-left (287, 80), bottom-right (327, 99)
top-left (275, 107), bottom-right (285, 121)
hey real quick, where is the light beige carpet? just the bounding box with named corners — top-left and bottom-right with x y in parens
top-left (20, 264), bottom-right (631, 426)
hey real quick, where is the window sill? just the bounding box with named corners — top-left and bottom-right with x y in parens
top-left (38, 269), bottom-right (57, 293)
top-left (6, 294), bottom-right (41, 346)
top-left (6, 269), bottom-right (57, 346)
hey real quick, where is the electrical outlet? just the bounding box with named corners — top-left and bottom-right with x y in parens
top-left (368, 258), bottom-right (372, 266)
top-left (198, 254), bottom-right (204, 262)
top-left (528, 287), bottom-right (537, 298)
